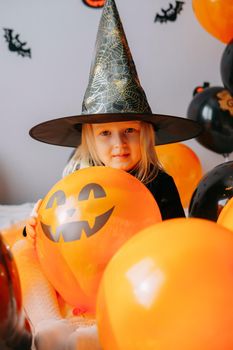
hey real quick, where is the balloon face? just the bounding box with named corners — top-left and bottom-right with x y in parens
top-left (217, 197), bottom-right (233, 231)
top-left (189, 161), bottom-right (233, 221)
top-left (187, 87), bottom-right (233, 155)
top-left (0, 235), bottom-right (32, 349)
top-left (40, 183), bottom-right (115, 243)
top-left (156, 143), bottom-right (203, 208)
top-left (192, 0), bottom-right (233, 43)
top-left (221, 40), bottom-right (233, 96)
top-left (36, 167), bottom-right (161, 313)
top-left (97, 218), bottom-right (233, 350)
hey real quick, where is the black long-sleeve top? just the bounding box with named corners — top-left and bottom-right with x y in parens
top-left (145, 170), bottom-right (185, 220)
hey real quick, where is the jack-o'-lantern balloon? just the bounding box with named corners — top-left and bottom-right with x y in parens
top-left (36, 167), bottom-right (161, 314)
top-left (82, 0), bottom-right (105, 8)
top-left (97, 218), bottom-right (233, 350)
top-left (156, 143), bottom-right (203, 208)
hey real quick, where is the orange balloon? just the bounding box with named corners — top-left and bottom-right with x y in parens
top-left (156, 143), bottom-right (202, 208)
top-left (217, 197), bottom-right (233, 231)
top-left (36, 167), bottom-right (161, 314)
top-left (97, 218), bottom-right (233, 350)
top-left (192, 0), bottom-right (233, 43)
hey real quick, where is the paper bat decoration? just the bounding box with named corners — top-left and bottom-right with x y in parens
top-left (154, 1), bottom-right (185, 23)
top-left (3, 28), bottom-right (31, 58)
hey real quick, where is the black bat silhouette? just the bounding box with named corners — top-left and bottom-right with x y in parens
top-left (3, 28), bottom-right (31, 58)
top-left (154, 1), bottom-right (185, 23)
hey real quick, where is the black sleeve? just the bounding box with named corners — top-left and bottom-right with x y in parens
top-left (146, 171), bottom-right (186, 220)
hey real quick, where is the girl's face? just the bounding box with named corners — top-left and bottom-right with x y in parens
top-left (92, 121), bottom-right (142, 171)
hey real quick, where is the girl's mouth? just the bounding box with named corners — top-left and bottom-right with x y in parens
top-left (112, 154), bottom-right (129, 158)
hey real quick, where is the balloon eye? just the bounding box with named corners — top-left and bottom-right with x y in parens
top-left (78, 183), bottom-right (107, 201)
top-left (46, 190), bottom-right (66, 208)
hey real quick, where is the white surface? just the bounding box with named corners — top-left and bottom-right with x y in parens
top-left (0, 203), bottom-right (34, 229)
top-left (0, 0), bottom-right (232, 204)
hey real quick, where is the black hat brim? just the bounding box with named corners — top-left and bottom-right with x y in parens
top-left (29, 112), bottom-right (202, 147)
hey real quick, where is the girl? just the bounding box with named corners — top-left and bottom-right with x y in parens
top-left (62, 121), bottom-right (186, 219)
top-left (14, 0), bottom-right (202, 349)
top-left (22, 119), bottom-right (187, 350)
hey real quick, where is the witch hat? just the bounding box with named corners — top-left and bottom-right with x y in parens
top-left (29, 0), bottom-right (202, 146)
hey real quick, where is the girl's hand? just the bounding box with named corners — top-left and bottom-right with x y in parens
top-left (24, 199), bottom-right (42, 246)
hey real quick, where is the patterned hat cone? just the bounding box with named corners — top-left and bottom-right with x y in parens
top-left (82, 0), bottom-right (152, 115)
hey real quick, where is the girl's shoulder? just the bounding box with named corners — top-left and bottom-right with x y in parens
top-left (154, 169), bottom-right (174, 183)
top-left (146, 169), bottom-right (177, 195)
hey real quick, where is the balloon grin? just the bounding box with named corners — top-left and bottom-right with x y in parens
top-left (40, 206), bottom-right (115, 242)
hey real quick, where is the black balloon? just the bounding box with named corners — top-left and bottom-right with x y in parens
top-left (189, 161), bottom-right (233, 222)
top-left (221, 40), bottom-right (233, 96)
top-left (187, 86), bottom-right (233, 155)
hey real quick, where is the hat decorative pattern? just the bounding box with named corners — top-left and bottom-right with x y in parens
top-left (82, 0), bottom-right (152, 115)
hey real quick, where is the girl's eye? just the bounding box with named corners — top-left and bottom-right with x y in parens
top-left (125, 128), bottom-right (135, 134)
top-left (100, 130), bottom-right (111, 136)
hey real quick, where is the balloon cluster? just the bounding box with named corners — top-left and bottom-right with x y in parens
top-left (33, 167), bottom-right (233, 350)
top-left (187, 1), bottom-right (233, 159)
top-left (186, 3), bottom-right (233, 220)
top-left (13, 166), bottom-right (233, 350)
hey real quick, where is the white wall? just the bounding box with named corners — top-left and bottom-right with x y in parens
top-left (0, 0), bottom-right (232, 204)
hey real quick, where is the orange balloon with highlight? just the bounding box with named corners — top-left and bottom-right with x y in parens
top-left (192, 0), bottom-right (233, 43)
top-left (156, 143), bottom-right (202, 208)
top-left (36, 167), bottom-right (161, 314)
top-left (217, 197), bottom-right (233, 231)
top-left (97, 218), bottom-right (233, 350)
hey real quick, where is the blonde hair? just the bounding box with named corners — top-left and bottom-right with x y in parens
top-left (63, 122), bottom-right (162, 184)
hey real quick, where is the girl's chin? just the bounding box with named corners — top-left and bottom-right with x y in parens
top-left (110, 163), bottom-right (135, 171)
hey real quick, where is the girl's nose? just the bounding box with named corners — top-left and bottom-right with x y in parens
top-left (112, 131), bottom-right (126, 147)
